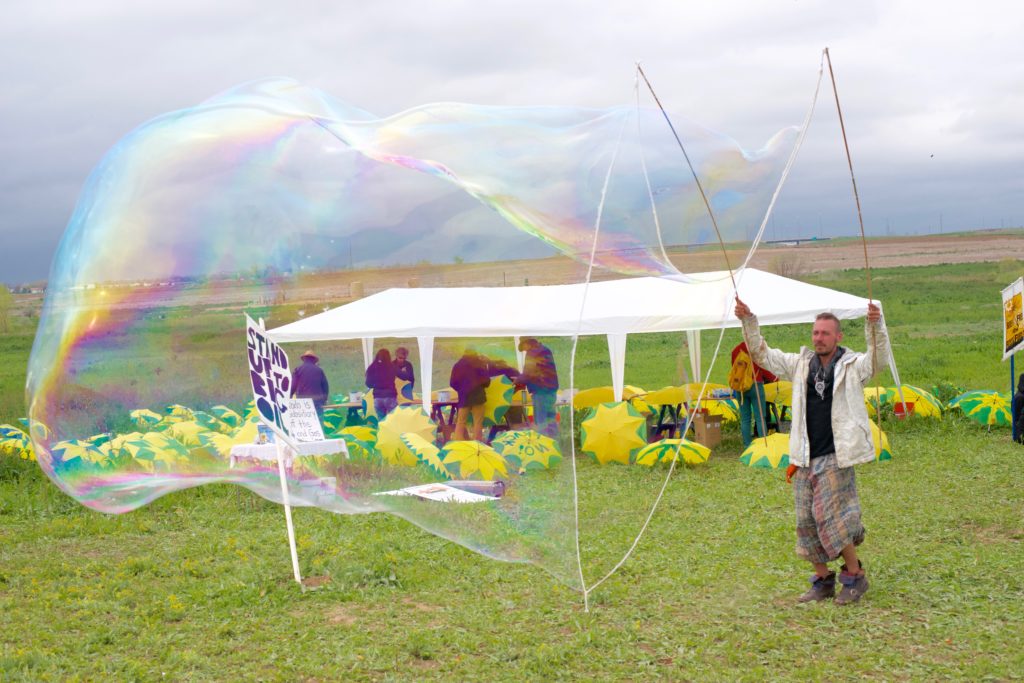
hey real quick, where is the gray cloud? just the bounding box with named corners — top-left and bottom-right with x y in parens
top-left (1, 0), bottom-right (1022, 284)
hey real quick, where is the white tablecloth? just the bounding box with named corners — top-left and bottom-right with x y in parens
top-left (228, 439), bottom-right (348, 468)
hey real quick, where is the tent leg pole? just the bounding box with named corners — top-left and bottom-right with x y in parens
top-left (275, 441), bottom-right (303, 586)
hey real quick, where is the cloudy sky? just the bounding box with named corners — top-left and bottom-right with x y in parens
top-left (2, 0), bottom-right (1021, 285)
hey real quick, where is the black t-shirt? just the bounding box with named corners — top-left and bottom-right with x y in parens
top-left (805, 351), bottom-right (844, 459)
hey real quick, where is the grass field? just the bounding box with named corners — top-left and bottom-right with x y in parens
top-left (2, 260), bottom-right (1023, 680)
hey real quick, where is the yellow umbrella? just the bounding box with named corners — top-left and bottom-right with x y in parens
top-left (231, 420), bottom-right (260, 444)
top-left (635, 438), bottom-right (710, 466)
top-left (130, 408), bottom-right (163, 430)
top-left (739, 433), bottom-right (791, 469)
top-left (491, 430), bottom-right (561, 471)
top-left (679, 382), bottom-right (731, 402)
top-left (579, 402), bottom-right (648, 465)
top-left (762, 381), bottom-right (793, 407)
top-left (481, 375), bottom-right (516, 427)
top-left (376, 406), bottom-right (436, 466)
top-left (210, 405), bottom-right (243, 429)
top-left (889, 385), bottom-right (943, 418)
top-left (863, 386), bottom-right (893, 417)
top-left (340, 425), bottom-right (377, 446)
top-left (573, 387), bottom-right (616, 410)
top-left (693, 398), bottom-right (738, 422)
top-left (439, 440), bottom-right (509, 480)
top-left (401, 433), bottom-right (451, 480)
top-left (166, 420), bottom-right (210, 448)
top-left (870, 421), bottom-right (892, 461)
top-left (50, 439), bottom-right (108, 466)
top-left (140, 431), bottom-right (192, 471)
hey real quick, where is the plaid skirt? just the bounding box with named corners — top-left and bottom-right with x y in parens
top-left (792, 453), bottom-right (865, 563)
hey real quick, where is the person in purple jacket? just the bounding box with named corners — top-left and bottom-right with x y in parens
top-left (365, 349), bottom-right (398, 418)
top-left (290, 350), bottom-right (330, 418)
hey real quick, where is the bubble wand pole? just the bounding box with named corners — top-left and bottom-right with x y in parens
top-left (824, 48), bottom-right (894, 423)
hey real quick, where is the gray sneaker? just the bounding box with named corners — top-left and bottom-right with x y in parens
top-left (797, 572), bottom-right (836, 603)
top-left (836, 566), bottom-right (869, 605)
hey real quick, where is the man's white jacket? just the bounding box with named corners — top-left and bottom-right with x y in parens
top-left (740, 314), bottom-right (890, 468)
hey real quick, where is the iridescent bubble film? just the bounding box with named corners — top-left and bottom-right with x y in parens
top-left (27, 79), bottom-right (799, 589)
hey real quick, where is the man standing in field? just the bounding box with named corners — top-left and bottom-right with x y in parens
top-left (734, 297), bottom-right (888, 605)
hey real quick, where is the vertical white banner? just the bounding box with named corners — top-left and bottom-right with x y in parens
top-left (1002, 277), bottom-right (1024, 360)
top-left (246, 314), bottom-right (293, 434)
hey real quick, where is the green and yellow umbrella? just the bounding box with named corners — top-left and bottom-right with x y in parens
top-left (376, 406), bottom-right (435, 466)
top-left (109, 431), bottom-right (150, 458)
top-left (140, 431), bottom-right (192, 471)
top-left (340, 425), bottom-right (378, 447)
top-left (320, 407), bottom-right (346, 437)
top-left (191, 411), bottom-right (232, 435)
top-left (130, 408), bottom-right (163, 430)
top-left (338, 434), bottom-right (376, 463)
top-left (439, 440), bottom-right (509, 480)
top-left (481, 375), bottom-right (516, 427)
top-left (51, 439), bottom-right (108, 466)
top-left (230, 420), bottom-right (260, 444)
top-left (242, 399), bottom-right (259, 422)
top-left (871, 421), bottom-right (893, 461)
top-left (635, 438), bottom-right (710, 466)
top-left (400, 433), bottom-right (451, 480)
top-left (579, 402), bottom-right (648, 465)
top-left (679, 383), bottom-right (731, 402)
top-left (890, 385), bottom-right (943, 418)
top-left (694, 398), bottom-right (738, 422)
top-left (164, 404), bottom-right (195, 421)
top-left (491, 430), bottom-right (561, 472)
top-left (193, 430), bottom-right (236, 460)
top-left (958, 391), bottom-right (1011, 427)
top-left (863, 386), bottom-right (893, 417)
top-left (762, 381), bottom-right (793, 407)
top-left (739, 433), bottom-right (791, 469)
top-left (166, 420), bottom-right (211, 448)
top-left (0, 425), bottom-right (34, 460)
top-left (210, 405), bottom-right (243, 430)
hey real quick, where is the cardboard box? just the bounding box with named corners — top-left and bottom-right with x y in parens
top-left (692, 412), bottom-right (722, 448)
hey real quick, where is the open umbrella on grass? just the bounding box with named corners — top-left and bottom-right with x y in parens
top-left (210, 405), bottom-right (243, 429)
top-left (339, 425), bottom-right (378, 447)
top-left (739, 433), bottom-right (791, 469)
top-left (635, 438), bottom-right (710, 466)
top-left (401, 433), bottom-right (450, 479)
top-left (890, 385), bottom-right (943, 418)
top-left (491, 430), bottom-right (561, 472)
top-left (130, 409), bottom-right (163, 430)
top-left (376, 406), bottom-right (435, 466)
top-left (51, 439), bottom-right (108, 466)
top-left (166, 420), bottom-right (210, 448)
top-left (863, 386), bottom-right (893, 417)
top-left (0, 425), bottom-right (33, 459)
top-left (439, 440), bottom-right (508, 480)
top-left (579, 402), bottom-right (647, 465)
top-left (870, 422), bottom-right (893, 461)
top-left (191, 411), bottom-right (232, 435)
top-left (957, 391), bottom-right (1011, 427)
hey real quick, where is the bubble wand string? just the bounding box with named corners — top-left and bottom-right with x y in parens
top-left (635, 63), bottom-right (736, 290)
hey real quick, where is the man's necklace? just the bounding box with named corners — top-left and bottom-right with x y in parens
top-left (814, 365), bottom-right (827, 400)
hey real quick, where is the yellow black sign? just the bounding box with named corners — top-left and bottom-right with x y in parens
top-left (1003, 277), bottom-right (1024, 359)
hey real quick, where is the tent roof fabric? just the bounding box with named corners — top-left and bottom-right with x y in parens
top-left (267, 268), bottom-right (874, 342)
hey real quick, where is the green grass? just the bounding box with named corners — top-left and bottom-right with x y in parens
top-left (2, 260), bottom-right (1023, 680)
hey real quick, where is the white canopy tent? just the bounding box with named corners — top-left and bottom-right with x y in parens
top-left (267, 268), bottom-right (899, 409)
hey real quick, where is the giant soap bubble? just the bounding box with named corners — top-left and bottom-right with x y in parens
top-left (27, 78), bottom-right (801, 589)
